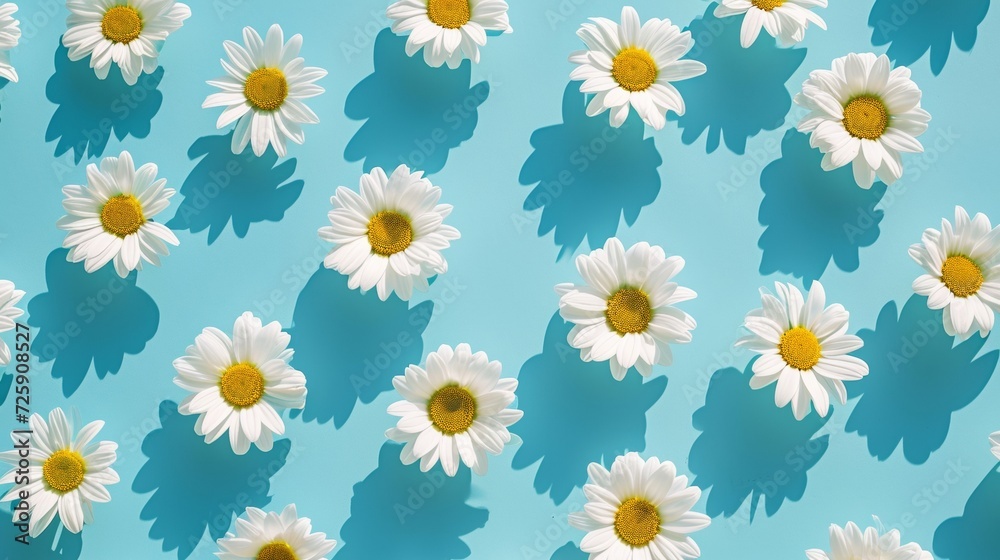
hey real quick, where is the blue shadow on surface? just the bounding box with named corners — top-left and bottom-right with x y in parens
top-left (286, 267), bottom-right (434, 427)
top-left (869, 0), bottom-right (990, 76)
top-left (672, 6), bottom-right (806, 154)
top-left (758, 130), bottom-right (887, 285)
top-left (689, 363), bottom-right (830, 521)
top-left (45, 42), bottom-right (163, 163)
top-left (165, 133), bottom-right (304, 244)
top-left (934, 466), bottom-right (1000, 559)
top-left (0, 373), bottom-right (11, 406)
top-left (26, 249), bottom-right (159, 397)
top-left (0, 503), bottom-right (82, 560)
top-left (551, 542), bottom-right (587, 560)
top-left (846, 295), bottom-right (997, 465)
top-left (511, 313), bottom-right (667, 505)
top-left (132, 401), bottom-right (291, 560)
top-left (0, 78), bottom-right (8, 122)
top-left (345, 28), bottom-right (488, 174)
top-left (335, 442), bottom-right (488, 560)
top-left (518, 83), bottom-right (661, 260)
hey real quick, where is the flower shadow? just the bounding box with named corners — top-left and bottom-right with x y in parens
top-left (0, 78), bottom-right (9, 121)
top-left (0, 373), bottom-right (11, 406)
top-left (869, 0), bottom-right (990, 76)
top-left (131, 400), bottom-right (291, 560)
top-left (511, 313), bottom-right (667, 505)
top-left (0, 503), bottom-right (83, 560)
top-left (26, 249), bottom-right (159, 397)
top-left (345, 28), bottom-right (489, 175)
top-left (846, 295), bottom-right (997, 464)
top-left (165, 133), bottom-right (304, 244)
top-left (551, 542), bottom-right (587, 560)
top-left (334, 442), bottom-right (489, 560)
top-left (933, 465), bottom-right (1000, 559)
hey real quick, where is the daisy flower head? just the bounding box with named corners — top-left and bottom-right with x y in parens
top-left (806, 521), bottom-right (932, 560)
top-left (795, 52), bottom-right (931, 188)
top-left (386, 0), bottom-right (512, 69)
top-left (909, 206), bottom-right (1000, 339)
top-left (57, 150), bottom-right (179, 278)
top-left (991, 431), bottom-right (1000, 461)
top-left (569, 452), bottom-right (710, 560)
top-left (0, 3), bottom-right (21, 82)
top-left (714, 0), bottom-right (827, 48)
top-left (216, 504), bottom-right (336, 560)
top-left (203, 24), bottom-right (327, 157)
top-left (173, 312), bottom-right (307, 455)
top-left (0, 408), bottom-right (119, 537)
top-left (319, 165), bottom-right (461, 302)
top-left (63, 0), bottom-right (191, 86)
top-left (0, 280), bottom-right (25, 366)
top-left (386, 343), bottom-right (523, 476)
top-left (736, 281), bottom-right (869, 420)
top-left (555, 238), bottom-right (697, 381)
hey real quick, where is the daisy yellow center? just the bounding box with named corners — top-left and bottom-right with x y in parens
top-left (941, 255), bottom-right (984, 298)
top-left (427, 0), bottom-right (472, 29)
top-left (101, 5), bottom-right (143, 44)
top-left (43, 450), bottom-right (86, 493)
top-left (367, 211), bottom-right (413, 256)
top-left (611, 48), bottom-right (658, 92)
top-left (244, 68), bottom-right (289, 111)
top-left (428, 385), bottom-right (476, 435)
top-left (100, 194), bottom-right (146, 238)
top-left (614, 497), bottom-right (661, 548)
top-left (751, 0), bottom-right (785, 10)
top-left (257, 541), bottom-right (297, 560)
top-left (606, 288), bottom-right (653, 335)
top-left (779, 327), bottom-right (821, 370)
top-left (843, 96), bottom-right (889, 140)
top-left (219, 363), bottom-right (265, 408)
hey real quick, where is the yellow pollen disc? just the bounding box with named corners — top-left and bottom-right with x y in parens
top-left (367, 211), bottom-right (413, 256)
top-left (428, 385), bottom-right (477, 435)
top-left (219, 363), bottom-right (265, 408)
top-left (941, 255), bottom-right (984, 298)
top-left (43, 450), bottom-right (86, 493)
top-left (614, 497), bottom-right (661, 548)
top-left (244, 68), bottom-right (289, 111)
top-left (101, 5), bottom-right (143, 44)
top-left (100, 194), bottom-right (146, 238)
top-left (606, 288), bottom-right (653, 335)
top-left (427, 0), bottom-right (472, 29)
top-left (257, 541), bottom-right (297, 560)
top-left (612, 48), bottom-right (658, 93)
top-left (779, 327), bottom-right (822, 370)
top-left (751, 0), bottom-right (785, 10)
top-left (842, 96), bottom-right (889, 140)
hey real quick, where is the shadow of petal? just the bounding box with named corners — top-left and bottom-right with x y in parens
top-left (933, 465), bottom-right (1000, 559)
top-left (551, 542), bottom-right (587, 560)
top-left (0, 373), bottom-right (11, 407)
top-left (869, 0), bottom-right (990, 76)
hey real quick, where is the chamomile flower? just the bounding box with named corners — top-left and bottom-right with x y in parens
top-left (386, 343), bottom-right (523, 476)
top-left (387, 0), bottom-right (512, 69)
top-left (63, 0), bottom-right (190, 86)
top-left (714, 0), bottom-right (827, 48)
top-left (173, 312), bottom-right (307, 455)
top-left (319, 165), bottom-right (460, 301)
top-left (736, 281), bottom-right (869, 420)
top-left (991, 431), bottom-right (1000, 461)
top-left (203, 24), bottom-right (327, 157)
top-left (795, 52), bottom-right (931, 188)
top-left (57, 151), bottom-right (179, 278)
top-left (0, 280), bottom-right (24, 366)
top-left (0, 408), bottom-right (119, 537)
top-left (910, 206), bottom-right (1000, 339)
top-left (806, 521), bottom-right (932, 560)
top-left (0, 3), bottom-right (21, 82)
top-left (216, 504), bottom-right (336, 560)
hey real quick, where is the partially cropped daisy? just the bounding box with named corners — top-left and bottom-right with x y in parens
top-left (991, 432), bottom-right (1000, 461)
top-left (736, 281), bottom-right (869, 420)
top-left (910, 206), bottom-right (1000, 339)
top-left (0, 3), bottom-right (21, 82)
top-left (386, 343), bottom-right (523, 476)
top-left (216, 504), bottom-right (336, 560)
top-left (556, 238), bottom-right (697, 381)
top-left (0, 408), bottom-right (119, 537)
top-left (0, 280), bottom-right (25, 366)
top-left (63, 0), bottom-right (190, 86)
top-left (569, 6), bottom-right (706, 130)
top-left (57, 151), bottom-right (179, 278)
top-left (387, 0), bottom-right (512, 69)
top-left (319, 165), bottom-right (460, 301)
top-left (203, 24), bottom-right (327, 157)
top-left (173, 312), bottom-right (307, 455)
top-left (795, 52), bottom-right (930, 188)
top-left (569, 452), bottom-right (710, 560)
top-left (806, 521), bottom-right (932, 560)
top-left (714, 0), bottom-right (827, 48)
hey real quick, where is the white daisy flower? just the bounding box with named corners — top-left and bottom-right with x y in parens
top-left (795, 52), bottom-right (931, 188)
top-left (216, 504), bottom-right (336, 560)
top-left (555, 237), bottom-right (697, 381)
top-left (909, 206), bottom-right (1000, 339)
top-left (173, 312), bottom-right (307, 455)
top-left (714, 0), bottom-right (827, 48)
top-left (0, 280), bottom-right (25, 366)
top-left (63, 0), bottom-right (191, 86)
top-left (569, 452), bottom-right (710, 560)
top-left (57, 150), bottom-right (179, 278)
top-left (386, 343), bottom-right (523, 477)
top-left (0, 408), bottom-right (119, 538)
top-left (991, 431), bottom-right (1000, 461)
top-left (569, 6), bottom-right (706, 130)
top-left (387, 0), bottom-right (512, 69)
top-left (736, 281), bottom-right (869, 420)
top-left (319, 164), bottom-right (461, 302)
top-left (806, 521), bottom-right (932, 560)
top-left (203, 24), bottom-right (327, 157)
top-left (0, 3), bottom-right (21, 82)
